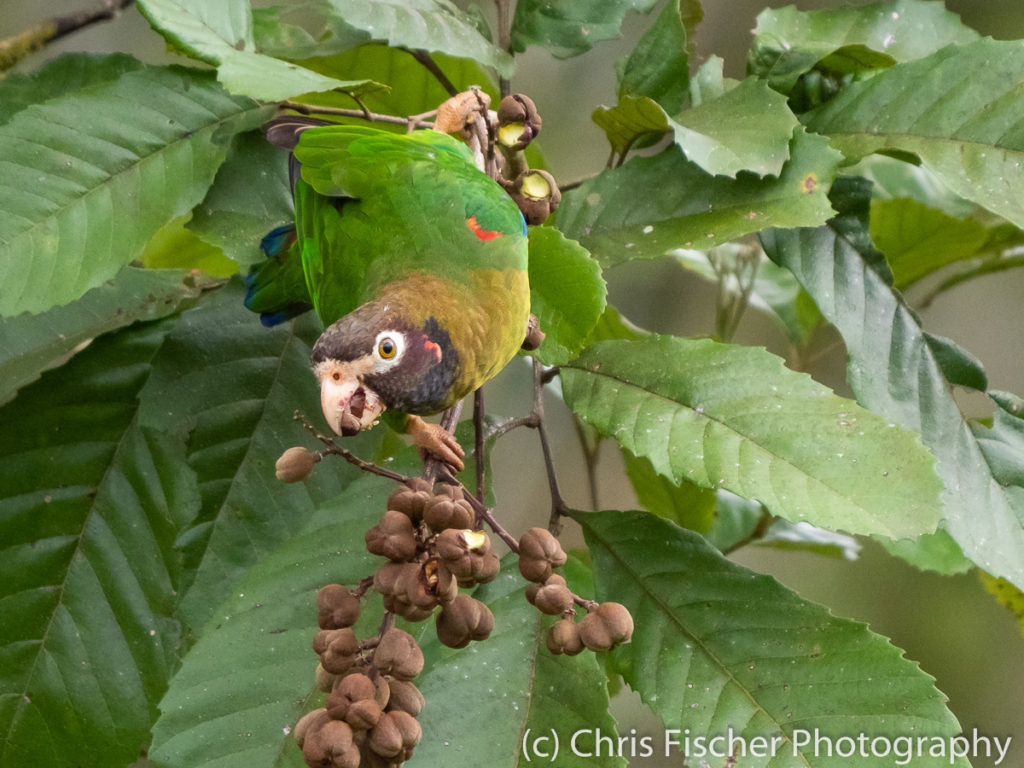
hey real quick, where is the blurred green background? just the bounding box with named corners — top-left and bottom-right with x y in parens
top-left (4, 1), bottom-right (1023, 765)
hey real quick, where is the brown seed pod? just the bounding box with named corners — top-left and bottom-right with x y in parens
top-left (319, 628), bottom-right (361, 674)
top-left (374, 628), bottom-right (424, 681)
top-left (368, 710), bottom-right (422, 760)
top-left (521, 313), bottom-right (545, 351)
top-left (435, 594), bottom-right (495, 649)
top-left (366, 510), bottom-right (419, 562)
top-left (434, 529), bottom-right (492, 583)
top-left (326, 672), bottom-right (377, 720)
top-left (545, 618), bottom-right (584, 656)
top-left (294, 707), bottom-right (330, 748)
top-left (387, 679), bottom-right (425, 717)
top-left (468, 549), bottom-right (501, 586)
top-left (424, 558), bottom-right (458, 604)
top-left (534, 583), bottom-right (574, 616)
top-left (387, 478), bottom-right (432, 521)
top-left (302, 718), bottom-right (360, 768)
top-left (275, 446), bottom-right (320, 483)
top-left (496, 93), bottom-right (542, 151)
top-left (422, 493), bottom-right (475, 532)
top-left (517, 527), bottom-right (567, 583)
top-left (502, 170), bottom-right (562, 225)
top-left (318, 584), bottom-right (361, 630)
top-left (314, 663), bottom-right (338, 693)
top-left (526, 573), bottom-right (566, 605)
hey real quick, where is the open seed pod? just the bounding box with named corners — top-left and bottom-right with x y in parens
top-left (496, 93), bottom-right (542, 151)
top-left (502, 169), bottom-right (561, 225)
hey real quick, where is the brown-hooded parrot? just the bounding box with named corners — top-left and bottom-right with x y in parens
top-left (245, 118), bottom-right (531, 469)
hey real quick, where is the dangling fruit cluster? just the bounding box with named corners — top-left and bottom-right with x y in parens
top-left (298, 585), bottom-right (426, 768)
top-left (517, 527), bottom-right (635, 656)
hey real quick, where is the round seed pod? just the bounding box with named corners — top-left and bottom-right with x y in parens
top-left (326, 672), bottom-right (377, 721)
top-left (366, 510), bottom-right (418, 562)
top-left (546, 618), bottom-right (584, 656)
top-left (579, 602), bottom-right (634, 652)
top-left (368, 710), bottom-right (422, 760)
top-left (526, 573), bottom-right (566, 605)
top-left (469, 549), bottom-right (500, 585)
top-left (314, 664), bottom-right (338, 693)
top-left (373, 628), bottom-right (424, 681)
top-left (302, 718), bottom-right (360, 768)
top-left (275, 447), bottom-right (320, 483)
top-left (293, 707), bottom-right (330, 748)
top-left (319, 628), bottom-right (361, 674)
top-left (318, 584), bottom-right (361, 630)
top-left (496, 93), bottom-right (542, 151)
top-left (534, 582), bottom-right (574, 616)
top-left (387, 478), bottom-right (432, 522)
top-left (387, 679), bottom-right (425, 717)
top-left (518, 527), bottom-right (567, 583)
top-left (422, 487), bottom-right (474, 532)
top-left (435, 594), bottom-right (494, 649)
top-left (502, 170), bottom-right (561, 225)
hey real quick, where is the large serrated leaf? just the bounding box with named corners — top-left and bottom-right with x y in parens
top-left (617, 0), bottom-right (699, 114)
top-left (137, 281), bottom-right (367, 632)
top-left (762, 185), bottom-right (1024, 588)
top-left (749, 0), bottom-right (979, 94)
top-left (560, 336), bottom-right (944, 538)
top-left (527, 226), bottom-right (607, 365)
top-left (0, 66), bottom-right (271, 317)
top-left (556, 128), bottom-right (841, 268)
top-left (511, 0), bottom-right (659, 59)
top-left (135, 0), bottom-right (375, 100)
top-left (0, 53), bottom-right (144, 126)
top-left (0, 320), bottom-right (199, 768)
top-left (415, 557), bottom-right (623, 768)
top-left (576, 509), bottom-right (967, 768)
top-left (805, 38), bottom-right (1024, 229)
top-left (0, 267), bottom-right (199, 407)
top-left (321, 0), bottom-right (514, 78)
top-left (148, 477), bottom-right (387, 768)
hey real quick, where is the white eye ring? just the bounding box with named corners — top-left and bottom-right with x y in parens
top-left (373, 330), bottom-right (405, 368)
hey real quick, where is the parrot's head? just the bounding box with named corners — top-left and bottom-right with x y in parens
top-left (311, 300), bottom-right (458, 436)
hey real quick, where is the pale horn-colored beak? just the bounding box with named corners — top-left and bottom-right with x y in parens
top-left (320, 376), bottom-right (385, 436)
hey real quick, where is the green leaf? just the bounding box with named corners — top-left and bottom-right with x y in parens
top-left (415, 557), bottom-right (623, 768)
top-left (137, 281), bottom-right (364, 631)
top-left (622, 447), bottom-right (716, 533)
top-left (923, 332), bottom-right (988, 393)
top-left (188, 131), bottom-right (294, 268)
top-left (295, 44), bottom-right (498, 121)
top-left (527, 226), bottom-right (607, 365)
top-left (0, 66), bottom-right (271, 317)
top-left (592, 96), bottom-right (671, 158)
top-left (973, 392), bottom-right (1024, 490)
top-left (148, 477), bottom-right (386, 768)
top-left (141, 215), bottom-right (240, 277)
top-left (0, 268), bottom-right (199, 407)
top-left (877, 529), bottom-right (972, 576)
top-left (617, 0), bottom-right (699, 114)
top-left (669, 77), bottom-right (799, 178)
top-left (320, 0), bottom-right (514, 78)
top-left (762, 185), bottom-right (1024, 590)
top-left (560, 335), bottom-right (944, 538)
top-left (805, 38), bottom-right (1024, 230)
top-left (869, 197), bottom-right (989, 288)
top-left (0, 320), bottom-right (199, 768)
top-left (135, 0), bottom-right (376, 100)
top-left (749, 0), bottom-right (979, 94)
top-left (757, 520), bottom-right (861, 560)
top-left (576, 509), bottom-right (967, 767)
top-left (556, 128), bottom-right (841, 268)
top-left (0, 53), bottom-right (144, 125)
top-left (511, 0), bottom-right (659, 59)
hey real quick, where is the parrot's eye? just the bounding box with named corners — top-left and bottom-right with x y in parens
top-left (378, 337), bottom-right (397, 358)
top-left (372, 331), bottom-right (405, 368)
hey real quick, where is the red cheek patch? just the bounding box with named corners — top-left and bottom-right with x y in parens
top-left (466, 215), bottom-right (502, 241)
top-left (424, 339), bottom-right (442, 363)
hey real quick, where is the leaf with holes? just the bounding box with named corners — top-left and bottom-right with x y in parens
top-left (576, 509), bottom-right (967, 768)
top-left (0, 320), bottom-right (198, 768)
top-left (560, 335), bottom-right (944, 538)
top-left (0, 66), bottom-right (270, 317)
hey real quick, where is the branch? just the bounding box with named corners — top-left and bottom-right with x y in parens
top-left (281, 100), bottom-right (435, 130)
top-left (293, 411), bottom-right (411, 483)
top-left (1, 0), bottom-right (135, 72)
top-left (404, 49), bottom-right (459, 97)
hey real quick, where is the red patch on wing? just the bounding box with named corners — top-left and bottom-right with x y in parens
top-left (466, 215), bottom-right (502, 241)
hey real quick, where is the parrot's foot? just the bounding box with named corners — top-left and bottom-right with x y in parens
top-left (407, 415), bottom-right (466, 472)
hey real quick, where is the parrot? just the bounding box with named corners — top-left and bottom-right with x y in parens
top-left (244, 117), bottom-right (531, 470)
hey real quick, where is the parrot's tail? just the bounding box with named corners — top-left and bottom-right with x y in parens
top-left (244, 224), bottom-right (313, 327)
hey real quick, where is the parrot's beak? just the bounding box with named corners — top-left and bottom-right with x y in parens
top-left (320, 375), bottom-right (385, 436)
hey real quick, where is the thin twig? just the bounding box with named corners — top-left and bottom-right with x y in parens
top-left (405, 49), bottom-right (459, 97)
top-left (294, 410), bottom-right (411, 483)
top-left (721, 508), bottom-right (777, 556)
top-left (0, 0), bottom-right (135, 72)
top-left (494, 0), bottom-right (514, 98)
top-left (473, 390), bottom-right (486, 503)
top-left (281, 100), bottom-right (435, 130)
